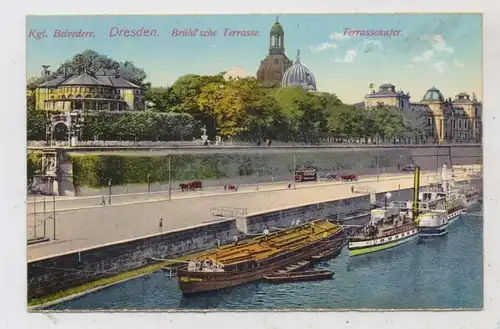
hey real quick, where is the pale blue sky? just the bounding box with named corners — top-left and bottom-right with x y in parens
top-left (27, 14), bottom-right (482, 104)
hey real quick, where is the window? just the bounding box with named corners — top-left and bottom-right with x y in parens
top-left (464, 121), bottom-right (468, 129)
top-left (427, 118), bottom-right (432, 125)
top-left (459, 120), bottom-right (462, 129)
top-left (475, 121), bottom-right (478, 129)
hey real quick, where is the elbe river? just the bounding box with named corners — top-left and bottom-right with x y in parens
top-left (48, 206), bottom-right (483, 310)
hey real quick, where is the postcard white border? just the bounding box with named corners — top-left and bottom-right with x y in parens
top-left (1, 0), bottom-right (499, 328)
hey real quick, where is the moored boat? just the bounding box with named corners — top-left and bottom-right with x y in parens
top-left (177, 220), bottom-right (344, 295)
top-left (285, 260), bottom-right (310, 272)
top-left (348, 167), bottom-right (422, 256)
top-left (310, 242), bottom-right (343, 263)
top-left (263, 270), bottom-right (334, 283)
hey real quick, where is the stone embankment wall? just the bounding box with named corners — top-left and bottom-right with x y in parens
top-left (28, 219), bottom-right (237, 299)
top-left (242, 188), bottom-right (418, 235)
top-left (64, 145), bottom-right (480, 196)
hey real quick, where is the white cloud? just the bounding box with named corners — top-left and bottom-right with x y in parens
top-left (433, 61), bottom-right (448, 74)
top-left (404, 64), bottom-right (415, 69)
top-left (358, 39), bottom-right (384, 54)
top-left (421, 34), bottom-right (454, 53)
top-left (329, 32), bottom-right (350, 41)
top-left (412, 49), bottom-right (434, 63)
top-left (453, 59), bottom-right (464, 68)
top-left (308, 42), bottom-right (339, 53)
top-left (334, 49), bottom-right (357, 63)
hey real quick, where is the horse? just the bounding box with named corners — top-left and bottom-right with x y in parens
top-left (179, 183), bottom-right (189, 192)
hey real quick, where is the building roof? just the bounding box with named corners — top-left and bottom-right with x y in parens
top-left (270, 20), bottom-right (284, 35)
top-left (281, 50), bottom-right (317, 91)
top-left (37, 72), bottom-right (141, 89)
top-left (365, 83), bottom-right (409, 98)
top-left (223, 66), bottom-right (251, 81)
top-left (422, 87), bottom-right (445, 102)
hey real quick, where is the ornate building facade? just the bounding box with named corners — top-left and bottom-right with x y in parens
top-left (256, 17), bottom-right (293, 88)
top-left (35, 70), bottom-right (145, 112)
top-left (355, 84), bottom-right (482, 143)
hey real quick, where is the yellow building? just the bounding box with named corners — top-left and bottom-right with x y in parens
top-left (357, 84), bottom-right (482, 143)
top-left (35, 71), bottom-right (145, 112)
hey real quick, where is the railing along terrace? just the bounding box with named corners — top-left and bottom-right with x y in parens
top-left (27, 139), bottom-right (483, 148)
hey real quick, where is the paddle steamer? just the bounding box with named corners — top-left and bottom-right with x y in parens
top-left (177, 220), bottom-right (344, 294)
top-left (348, 167), bottom-right (422, 256)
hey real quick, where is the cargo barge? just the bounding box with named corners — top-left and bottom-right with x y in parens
top-left (177, 220), bottom-right (344, 295)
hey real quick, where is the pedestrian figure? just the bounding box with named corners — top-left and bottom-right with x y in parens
top-left (257, 139), bottom-right (261, 146)
top-left (100, 196), bottom-right (106, 206)
top-left (224, 185), bottom-right (227, 191)
top-left (351, 185), bottom-right (355, 194)
top-left (235, 184), bottom-right (238, 192)
top-left (233, 234), bottom-right (239, 246)
top-left (268, 139), bottom-right (272, 146)
top-left (159, 218), bottom-right (163, 232)
top-left (397, 164), bottom-right (400, 171)
top-left (288, 183), bottom-right (292, 189)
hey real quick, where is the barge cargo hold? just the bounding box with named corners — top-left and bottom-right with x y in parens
top-left (177, 220), bottom-right (343, 295)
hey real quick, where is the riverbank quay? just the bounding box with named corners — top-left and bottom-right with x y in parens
top-left (28, 172), bottom-right (443, 260)
top-left (28, 174), bottom-right (481, 309)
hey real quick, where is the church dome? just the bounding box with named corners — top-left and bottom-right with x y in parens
top-left (281, 50), bottom-right (317, 91)
top-left (422, 87), bottom-right (444, 102)
top-left (270, 21), bottom-right (284, 35)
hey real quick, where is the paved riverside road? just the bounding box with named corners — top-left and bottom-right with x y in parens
top-left (27, 170), bottom-right (467, 261)
top-left (26, 172), bottom-right (423, 214)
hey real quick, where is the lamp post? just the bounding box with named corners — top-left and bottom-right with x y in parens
top-left (384, 192), bottom-right (392, 209)
top-left (108, 179), bottom-right (112, 205)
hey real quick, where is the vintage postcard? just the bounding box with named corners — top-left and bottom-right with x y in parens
top-left (26, 13), bottom-right (484, 312)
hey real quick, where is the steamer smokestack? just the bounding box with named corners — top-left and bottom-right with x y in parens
top-left (412, 166), bottom-right (421, 219)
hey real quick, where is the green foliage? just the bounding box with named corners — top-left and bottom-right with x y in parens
top-left (27, 94), bottom-right (49, 140)
top-left (145, 74), bottom-right (413, 143)
top-left (70, 154), bottom-right (231, 188)
top-left (27, 151), bottom-right (43, 180)
top-left (81, 112), bottom-right (196, 141)
top-left (69, 149), bottom-right (414, 188)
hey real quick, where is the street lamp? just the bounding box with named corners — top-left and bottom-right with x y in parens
top-left (108, 179), bottom-right (112, 205)
top-left (384, 192), bottom-right (392, 209)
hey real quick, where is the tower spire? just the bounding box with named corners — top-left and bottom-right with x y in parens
top-left (296, 49), bottom-right (300, 61)
top-left (276, 15), bottom-right (279, 23)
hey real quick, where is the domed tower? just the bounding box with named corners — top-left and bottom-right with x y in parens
top-left (421, 87), bottom-right (446, 143)
top-left (282, 50), bottom-right (317, 91)
top-left (256, 16), bottom-right (293, 88)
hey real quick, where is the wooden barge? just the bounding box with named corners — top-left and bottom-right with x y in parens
top-left (177, 219), bottom-right (343, 294)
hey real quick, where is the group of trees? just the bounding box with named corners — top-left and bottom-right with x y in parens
top-left (146, 73), bottom-right (417, 143)
top-left (81, 112), bottom-right (196, 141)
top-left (27, 50), bottom-right (418, 143)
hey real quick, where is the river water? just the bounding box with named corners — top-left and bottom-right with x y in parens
top-left (48, 206), bottom-right (483, 311)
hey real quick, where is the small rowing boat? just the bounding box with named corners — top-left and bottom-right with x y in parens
top-left (263, 270), bottom-right (334, 283)
top-left (310, 244), bottom-right (343, 263)
top-left (285, 260), bottom-right (310, 272)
